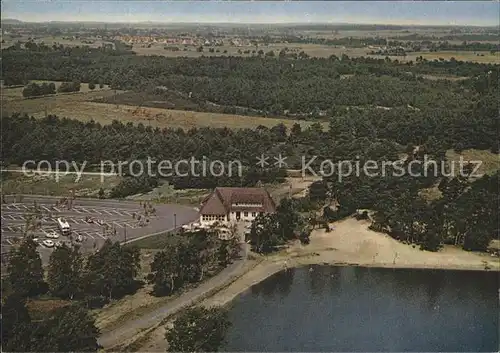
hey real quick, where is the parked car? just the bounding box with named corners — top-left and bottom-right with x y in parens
top-left (42, 239), bottom-right (55, 248)
top-left (76, 234), bottom-right (83, 242)
top-left (45, 230), bottom-right (60, 239)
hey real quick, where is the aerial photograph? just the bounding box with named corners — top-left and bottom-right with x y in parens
top-left (0, 0), bottom-right (498, 352)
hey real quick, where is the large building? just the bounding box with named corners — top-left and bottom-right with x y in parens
top-left (199, 187), bottom-right (276, 226)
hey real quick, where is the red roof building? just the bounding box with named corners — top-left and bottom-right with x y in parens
top-left (199, 187), bottom-right (275, 224)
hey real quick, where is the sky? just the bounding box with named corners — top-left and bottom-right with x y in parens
top-left (2, 1), bottom-right (499, 26)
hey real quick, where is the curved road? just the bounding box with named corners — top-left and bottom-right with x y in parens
top-left (98, 226), bottom-right (249, 350)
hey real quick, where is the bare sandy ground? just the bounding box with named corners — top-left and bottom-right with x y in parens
top-left (133, 218), bottom-right (499, 352)
top-left (203, 218), bottom-right (500, 308)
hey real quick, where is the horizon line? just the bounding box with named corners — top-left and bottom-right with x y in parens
top-left (2, 18), bottom-right (496, 28)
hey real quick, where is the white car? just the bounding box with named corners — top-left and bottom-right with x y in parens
top-left (45, 230), bottom-right (60, 239)
top-left (42, 239), bottom-right (55, 248)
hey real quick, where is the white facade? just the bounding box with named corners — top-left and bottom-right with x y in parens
top-left (199, 209), bottom-right (262, 226)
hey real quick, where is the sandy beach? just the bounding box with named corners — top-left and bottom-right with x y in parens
top-left (203, 218), bottom-right (500, 307)
top-left (134, 218), bottom-right (499, 352)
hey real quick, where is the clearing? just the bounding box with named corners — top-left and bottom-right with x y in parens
top-left (2, 88), bottom-right (326, 130)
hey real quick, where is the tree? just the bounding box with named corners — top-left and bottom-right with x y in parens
top-left (309, 180), bottom-right (328, 202)
top-left (249, 213), bottom-right (281, 253)
top-left (85, 240), bottom-right (140, 300)
top-left (88, 82), bottom-right (96, 90)
top-left (166, 307), bottom-right (231, 352)
top-left (290, 123), bottom-right (302, 140)
top-left (7, 238), bottom-right (46, 296)
top-left (33, 304), bottom-right (100, 352)
top-left (47, 244), bottom-right (84, 299)
top-left (275, 197), bottom-right (302, 240)
top-left (1, 293), bottom-right (33, 352)
top-left (149, 243), bottom-right (181, 296)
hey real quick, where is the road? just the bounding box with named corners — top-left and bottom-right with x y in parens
top-left (98, 225), bottom-right (250, 350)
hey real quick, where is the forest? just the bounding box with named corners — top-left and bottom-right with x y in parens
top-left (1, 43), bottom-right (498, 251)
top-left (1, 38), bottom-right (498, 352)
top-left (2, 228), bottom-right (241, 352)
top-left (2, 44), bottom-right (497, 118)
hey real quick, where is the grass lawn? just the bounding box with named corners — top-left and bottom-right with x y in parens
top-left (2, 88), bottom-right (326, 130)
top-left (419, 149), bottom-right (499, 201)
top-left (1, 173), bottom-right (121, 198)
top-left (445, 149), bottom-right (500, 176)
top-left (125, 231), bottom-right (179, 250)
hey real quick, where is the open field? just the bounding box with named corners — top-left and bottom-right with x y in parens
top-left (1, 87), bottom-right (118, 115)
top-left (446, 149), bottom-right (500, 176)
top-left (1, 173), bottom-right (121, 198)
top-left (298, 28), bottom-right (497, 40)
top-left (132, 42), bottom-right (369, 59)
top-left (419, 149), bottom-right (499, 201)
top-left (412, 51), bottom-right (499, 64)
top-left (38, 101), bottom-right (326, 130)
top-left (1, 35), bottom-right (115, 49)
top-left (2, 89), bottom-right (326, 130)
top-left (132, 42), bottom-right (498, 63)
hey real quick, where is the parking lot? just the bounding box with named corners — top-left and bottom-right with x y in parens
top-left (1, 195), bottom-right (198, 265)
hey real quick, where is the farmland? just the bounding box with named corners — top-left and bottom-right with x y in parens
top-left (1, 35), bottom-right (115, 49)
top-left (131, 41), bottom-right (499, 64)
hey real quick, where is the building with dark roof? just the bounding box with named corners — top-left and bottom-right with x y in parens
top-left (199, 187), bottom-right (276, 225)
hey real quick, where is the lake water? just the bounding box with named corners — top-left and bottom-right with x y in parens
top-left (224, 265), bottom-right (499, 352)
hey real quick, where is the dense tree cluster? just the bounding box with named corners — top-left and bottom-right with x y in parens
top-left (2, 45), bottom-right (496, 118)
top-left (57, 80), bottom-right (81, 93)
top-left (165, 306), bottom-right (231, 352)
top-left (6, 238), bottom-right (141, 302)
top-left (2, 230), bottom-right (241, 351)
top-left (1, 294), bottom-right (100, 352)
top-left (22, 82), bottom-right (56, 97)
top-left (2, 42), bottom-right (498, 253)
top-left (249, 198), bottom-right (311, 253)
top-left (3, 239), bottom-right (103, 352)
top-left (149, 229), bottom-right (239, 296)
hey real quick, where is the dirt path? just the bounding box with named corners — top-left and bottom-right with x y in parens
top-left (97, 248), bottom-right (250, 350)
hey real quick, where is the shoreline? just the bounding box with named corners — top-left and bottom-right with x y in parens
top-left (130, 218), bottom-right (500, 352)
top-left (202, 250), bottom-right (499, 309)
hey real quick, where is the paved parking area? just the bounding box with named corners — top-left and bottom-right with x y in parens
top-left (1, 195), bottom-right (198, 265)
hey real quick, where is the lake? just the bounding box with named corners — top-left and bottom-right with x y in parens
top-left (224, 265), bottom-right (499, 352)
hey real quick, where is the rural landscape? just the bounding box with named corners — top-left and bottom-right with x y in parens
top-left (1, 1), bottom-right (499, 352)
